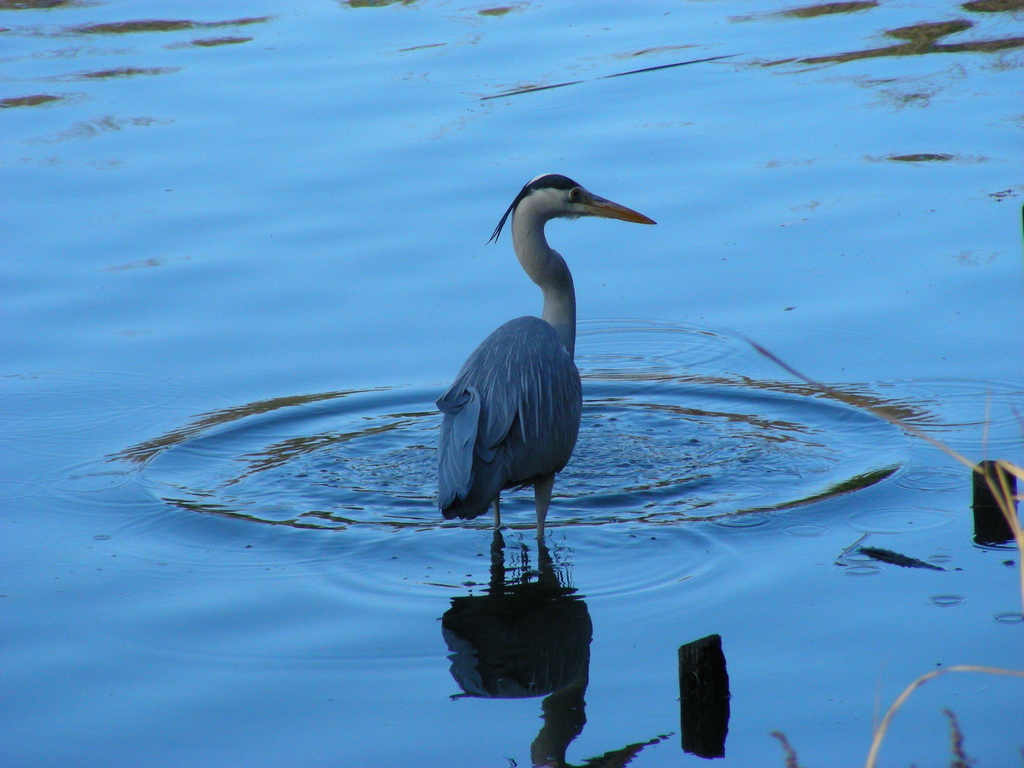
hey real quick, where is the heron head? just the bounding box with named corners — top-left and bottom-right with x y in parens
top-left (489, 174), bottom-right (656, 243)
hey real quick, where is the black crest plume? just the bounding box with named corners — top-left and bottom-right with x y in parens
top-left (488, 174), bottom-right (580, 243)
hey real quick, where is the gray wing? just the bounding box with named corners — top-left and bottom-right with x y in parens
top-left (437, 316), bottom-right (583, 520)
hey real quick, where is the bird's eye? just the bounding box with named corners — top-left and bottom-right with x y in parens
top-left (569, 187), bottom-right (580, 201)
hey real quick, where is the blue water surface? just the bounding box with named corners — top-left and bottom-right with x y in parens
top-left (2, 0), bottom-right (1023, 766)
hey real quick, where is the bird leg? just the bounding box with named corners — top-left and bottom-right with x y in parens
top-left (490, 527), bottom-right (506, 586)
top-left (492, 497), bottom-right (501, 530)
top-left (533, 474), bottom-right (555, 541)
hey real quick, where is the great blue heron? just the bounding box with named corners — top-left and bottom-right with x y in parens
top-left (437, 174), bottom-right (656, 538)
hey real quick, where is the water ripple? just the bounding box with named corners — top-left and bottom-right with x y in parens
top-left (119, 371), bottom-right (908, 532)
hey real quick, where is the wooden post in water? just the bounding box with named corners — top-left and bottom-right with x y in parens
top-left (678, 633), bottom-right (730, 758)
top-left (972, 460), bottom-right (1018, 546)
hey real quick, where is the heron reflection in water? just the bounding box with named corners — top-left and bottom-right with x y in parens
top-left (442, 534), bottom-right (669, 766)
top-left (442, 536), bottom-right (728, 765)
top-left (437, 175), bottom-right (655, 538)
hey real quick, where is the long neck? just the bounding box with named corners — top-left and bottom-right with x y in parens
top-left (511, 203), bottom-right (577, 358)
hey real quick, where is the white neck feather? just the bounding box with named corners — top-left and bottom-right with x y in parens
top-left (511, 195), bottom-right (577, 358)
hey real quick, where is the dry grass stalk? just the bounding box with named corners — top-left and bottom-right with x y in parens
top-left (942, 709), bottom-right (971, 768)
top-left (864, 666), bottom-right (1024, 768)
top-left (771, 731), bottom-right (806, 768)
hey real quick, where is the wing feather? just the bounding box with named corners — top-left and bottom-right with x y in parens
top-left (436, 316), bottom-right (582, 520)
top-left (436, 385), bottom-right (481, 510)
